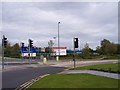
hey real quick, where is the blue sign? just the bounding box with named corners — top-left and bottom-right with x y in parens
top-left (21, 47), bottom-right (36, 53)
top-left (67, 50), bottom-right (82, 54)
top-left (36, 50), bottom-right (40, 53)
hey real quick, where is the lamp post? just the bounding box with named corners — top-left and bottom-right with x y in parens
top-left (53, 37), bottom-right (56, 46)
top-left (57, 22), bottom-right (60, 61)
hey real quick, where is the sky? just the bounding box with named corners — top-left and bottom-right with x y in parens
top-left (0, 1), bottom-right (118, 50)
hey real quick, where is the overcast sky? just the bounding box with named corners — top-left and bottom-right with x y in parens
top-left (0, 2), bottom-right (118, 50)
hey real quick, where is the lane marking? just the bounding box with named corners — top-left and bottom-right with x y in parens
top-left (15, 74), bottom-right (49, 90)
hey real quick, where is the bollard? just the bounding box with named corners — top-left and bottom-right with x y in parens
top-left (56, 56), bottom-right (59, 61)
top-left (43, 57), bottom-right (47, 64)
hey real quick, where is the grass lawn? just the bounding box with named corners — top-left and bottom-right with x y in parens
top-left (29, 74), bottom-right (119, 88)
top-left (70, 63), bottom-right (119, 72)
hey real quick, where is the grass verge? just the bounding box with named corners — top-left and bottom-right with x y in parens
top-left (29, 74), bottom-right (119, 88)
top-left (70, 63), bottom-right (120, 73)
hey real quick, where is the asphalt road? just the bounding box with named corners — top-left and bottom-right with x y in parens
top-left (2, 65), bottom-right (65, 89)
top-left (1, 59), bottom-right (118, 90)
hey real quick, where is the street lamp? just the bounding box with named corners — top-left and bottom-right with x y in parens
top-left (57, 22), bottom-right (60, 61)
top-left (53, 37), bottom-right (56, 46)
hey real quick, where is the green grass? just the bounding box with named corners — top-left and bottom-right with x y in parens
top-left (29, 74), bottom-right (119, 88)
top-left (70, 63), bottom-right (119, 72)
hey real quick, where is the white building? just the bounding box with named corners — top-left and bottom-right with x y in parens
top-left (51, 47), bottom-right (67, 56)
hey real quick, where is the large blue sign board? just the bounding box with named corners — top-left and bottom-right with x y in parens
top-left (21, 47), bottom-right (36, 53)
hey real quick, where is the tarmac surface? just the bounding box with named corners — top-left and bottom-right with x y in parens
top-left (2, 65), bottom-right (65, 89)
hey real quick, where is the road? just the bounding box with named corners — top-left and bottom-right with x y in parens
top-left (2, 64), bottom-right (65, 89)
top-left (1, 59), bottom-right (118, 89)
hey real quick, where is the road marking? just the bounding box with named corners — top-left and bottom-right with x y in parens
top-left (15, 74), bottom-right (50, 90)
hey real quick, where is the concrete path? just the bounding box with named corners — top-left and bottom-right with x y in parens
top-left (49, 60), bottom-right (118, 68)
top-left (59, 70), bottom-right (120, 80)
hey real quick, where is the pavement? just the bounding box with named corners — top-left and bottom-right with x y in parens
top-left (0, 60), bottom-right (118, 72)
top-left (47, 60), bottom-right (118, 68)
top-left (59, 70), bottom-right (120, 80)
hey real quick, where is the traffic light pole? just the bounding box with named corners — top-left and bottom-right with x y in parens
top-left (73, 38), bottom-right (76, 68)
top-left (2, 36), bottom-right (4, 69)
top-left (73, 37), bottom-right (79, 68)
top-left (20, 42), bottom-right (23, 61)
top-left (28, 39), bottom-right (31, 64)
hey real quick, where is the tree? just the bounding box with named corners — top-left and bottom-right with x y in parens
top-left (4, 42), bottom-right (20, 58)
top-left (11, 43), bottom-right (20, 58)
top-left (89, 48), bottom-right (94, 54)
top-left (4, 42), bottom-right (12, 57)
top-left (48, 40), bottom-right (54, 47)
top-left (82, 43), bottom-right (90, 59)
top-left (11, 43), bottom-right (20, 51)
top-left (104, 43), bottom-right (117, 55)
top-left (117, 44), bottom-right (120, 54)
top-left (101, 39), bottom-right (111, 54)
top-left (96, 46), bottom-right (102, 54)
top-left (47, 40), bottom-right (54, 57)
top-left (100, 39), bottom-right (118, 55)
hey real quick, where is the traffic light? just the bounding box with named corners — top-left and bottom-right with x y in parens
top-left (21, 42), bottom-right (24, 48)
top-left (29, 39), bottom-right (33, 47)
top-left (74, 38), bottom-right (78, 48)
top-left (3, 35), bottom-right (7, 48)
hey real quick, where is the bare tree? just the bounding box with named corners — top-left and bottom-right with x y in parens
top-left (48, 40), bottom-right (54, 47)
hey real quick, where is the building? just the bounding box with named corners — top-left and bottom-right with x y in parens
top-left (51, 47), bottom-right (67, 56)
